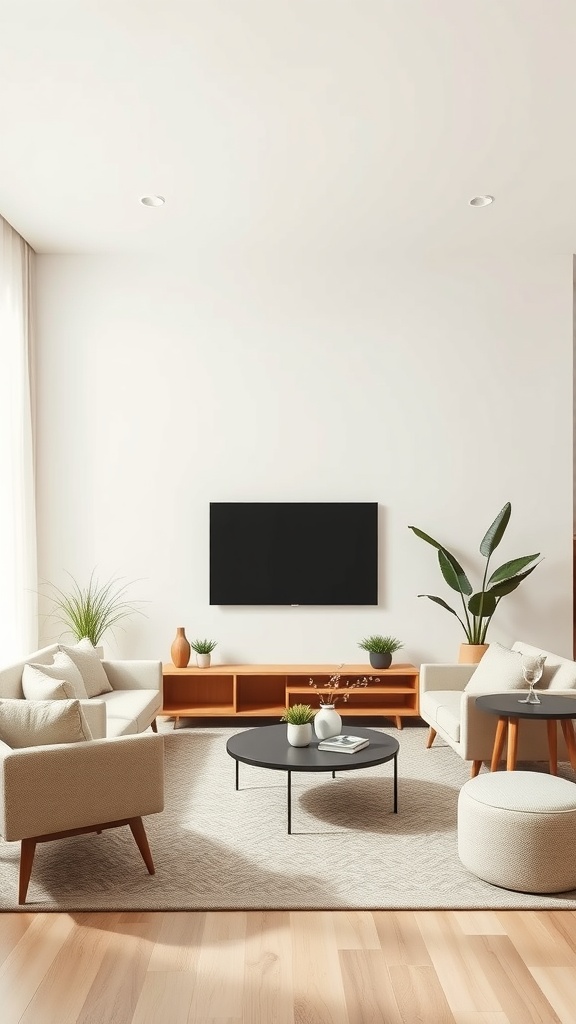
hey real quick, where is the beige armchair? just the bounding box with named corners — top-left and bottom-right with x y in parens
top-left (0, 732), bottom-right (164, 903)
top-left (419, 641), bottom-right (576, 777)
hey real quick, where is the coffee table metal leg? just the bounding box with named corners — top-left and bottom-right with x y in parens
top-left (235, 760), bottom-right (239, 791)
top-left (393, 754), bottom-right (398, 813)
top-left (332, 770), bottom-right (336, 779)
top-left (287, 771), bottom-right (292, 834)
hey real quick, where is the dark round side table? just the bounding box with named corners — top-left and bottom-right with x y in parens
top-left (475, 692), bottom-right (576, 773)
top-left (226, 724), bottom-right (399, 833)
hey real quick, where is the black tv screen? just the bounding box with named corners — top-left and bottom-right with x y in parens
top-left (209, 502), bottom-right (378, 605)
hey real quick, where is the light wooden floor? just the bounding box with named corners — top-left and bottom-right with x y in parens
top-left (1, 911), bottom-right (576, 1023)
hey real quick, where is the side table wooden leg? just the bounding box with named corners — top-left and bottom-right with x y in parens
top-left (491, 717), bottom-right (507, 772)
top-left (506, 718), bottom-right (519, 770)
top-left (547, 720), bottom-right (558, 775)
top-left (560, 719), bottom-right (576, 771)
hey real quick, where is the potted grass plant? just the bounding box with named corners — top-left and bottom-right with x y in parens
top-left (280, 704), bottom-right (316, 746)
top-left (43, 570), bottom-right (144, 655)
top-left (190, 638), bottom-right (218, 668)
top-left (358, 635), bottom-right (404, 670)
top-left (408, 502), bottom-right (541, 663)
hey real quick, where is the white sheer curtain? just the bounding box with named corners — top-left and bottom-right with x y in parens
top-left (0, 216), bottom-right (37, 659)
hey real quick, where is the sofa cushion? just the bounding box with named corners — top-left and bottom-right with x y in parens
top-left (22, 664), bottom-right (78, 701)
top-left (512, 642), bottom-right (576, 691)
top-left (98, 689), bottom-right (161, 732)
top-left (24, 651), bottom-right (88, 699)
top-left (0, 698), bottom-right (93, 748)
top-left (420, 690), bottom-right (461, 742)
top-left (106, 717), bottom-right (139, 737)
top-left (59, 639), bottom-right (113, 697)
top-left (464, 642), bottom-right (526, 694)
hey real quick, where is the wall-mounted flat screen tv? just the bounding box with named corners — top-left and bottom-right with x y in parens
top-left (209, 502), bottom-right (378, 605)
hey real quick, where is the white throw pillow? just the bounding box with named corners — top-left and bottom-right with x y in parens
top-left (464, 642), bottom-right (529, 694)
top-left (22, 664), bottom-right (78, 701)
top-left (58, 638), bottom-right (113, 697)
top-left (25, 651), bottom-right (88, 699)
top-left (0, 699), bottom-right (93, 748)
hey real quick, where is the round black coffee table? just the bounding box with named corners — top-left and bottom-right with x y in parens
top-left (475, 693), bottom-right (576, 773)
top-left (226, 724), bottom-right (399, 833)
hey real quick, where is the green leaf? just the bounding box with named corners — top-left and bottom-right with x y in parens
top-left (417, 594), bottom-right (469, 637)
top-left (438, 549), bottom-right (473, 596)
top-left (488, 564), bottom-right (539, 597)
top-left (468, 591), bottom-right (498, 616)
top-left (479, 503), bottom-right (511, 557)
top-left (408, 526), bottom-right (452, 555)
top-left (487, 554), bottom-right (540, 586)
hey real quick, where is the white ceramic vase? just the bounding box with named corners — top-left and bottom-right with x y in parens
top-left (287, 723), bottom-right (312, 747)
top-left (196, 653), bottom-right (211, 668)
top-left (314, 704), bottom-right (342, 740)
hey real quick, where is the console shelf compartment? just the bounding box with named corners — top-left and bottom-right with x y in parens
top-left (160, 663), bottom-right (419, 727)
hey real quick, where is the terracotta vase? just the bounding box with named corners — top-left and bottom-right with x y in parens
top-left (171, 627), bottom-right (191, 668)
top-left (458, 643), bottom-right (489, 664)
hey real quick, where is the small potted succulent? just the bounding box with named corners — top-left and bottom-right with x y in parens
top-left (280, 704), bottom-right (316, 747)
top-left (358, 634), bottom-right (404, 670)
top-left (190, 638), bottom-right (218, 668)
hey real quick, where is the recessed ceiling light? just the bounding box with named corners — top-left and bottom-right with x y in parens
top-left (140, 195), bottom-right (165, 207)
top-left (469, 195), bottom-right (494, 207)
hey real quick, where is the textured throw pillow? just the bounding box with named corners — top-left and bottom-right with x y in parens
top-left (464, 642), bottom-right (529, 694)
top-left (0, 699), bottom-right (93, 748)
top-left (22, 664), bottom-right (79, 701)
top-left (59, 638), bottom-right (113, 697)
top-left (25, 650), bottom-right (88, 699)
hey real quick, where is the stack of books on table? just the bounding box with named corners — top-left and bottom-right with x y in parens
top-left (317, 734), bottom-right (370, 754)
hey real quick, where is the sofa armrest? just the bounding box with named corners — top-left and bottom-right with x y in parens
top-left (79, 699), bottom-right (106, 740)
top-left (102, 660), bottom-right (162, 699)
top-left (0, 733), bottom-right (164, 841)
top-left (420, 663), bottom-right (477, 694)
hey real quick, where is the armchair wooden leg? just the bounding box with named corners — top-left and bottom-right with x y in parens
top-left (150, 719), bottom-right (158, 733)
top-left (19, 838), bottom-right (37, 905)
top-left (128, 817), bottom-right (155, 875)
top-left (426, 728), bottom-right (437, 748)
top-left (471, 761), bottom-right (482, 778)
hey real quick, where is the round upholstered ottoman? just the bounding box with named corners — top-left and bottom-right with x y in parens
top-left (458, 771), bottom-right (576, 894)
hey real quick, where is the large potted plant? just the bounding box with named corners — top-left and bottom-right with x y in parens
top-left (408, 502), bottom-right (541, 663)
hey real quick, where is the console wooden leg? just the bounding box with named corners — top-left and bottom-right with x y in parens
top-left (471, 761), bottom-right (481, 778)
top-left (506, 718), bottom-right (519, 770)
top-left (491, 717), bottom-right (507, 772)
top-left (560, 719), bottom-right (576, 771)
top-left (547, 719), bottom-right (558, 775)
top-left (426, 727), bottom-right (437, 749)
top-left (150, 719), bottom-right (158, 733)
top-left (19, 838), bottom-right (37, 905)
top-left (128, 817), bottom-right (155, 875)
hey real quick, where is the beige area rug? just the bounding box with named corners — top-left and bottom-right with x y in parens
top-left (3, 722), bottom-right (576, 911)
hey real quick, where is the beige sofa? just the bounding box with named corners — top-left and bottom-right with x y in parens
top-left (0, 644), bottom-right (163, 738)
top-left (420, 640), bottom-right (576, 775)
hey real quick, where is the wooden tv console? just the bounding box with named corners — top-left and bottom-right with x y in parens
top-left (160, 663), bottom-right (420, 729)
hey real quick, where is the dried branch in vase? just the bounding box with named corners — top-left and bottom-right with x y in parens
top-left (308, 668), bottom-right (380, 707)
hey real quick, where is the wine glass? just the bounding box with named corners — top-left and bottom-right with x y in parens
top-left (518, 655), bottom-right (545, 704)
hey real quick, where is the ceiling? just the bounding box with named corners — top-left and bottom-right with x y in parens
top-left (1, 0), bottom-right (576, 256)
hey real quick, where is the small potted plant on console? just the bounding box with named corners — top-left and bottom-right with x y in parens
top-left (281, 704), bottom-right (315, 747)
top-left (358, 634), bottom-right (404, 670)
top-left (191, 638), bottom-right (218, 668)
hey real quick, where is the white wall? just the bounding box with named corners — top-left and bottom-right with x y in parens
top-left (35, 253), bottom-right (573, 665)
